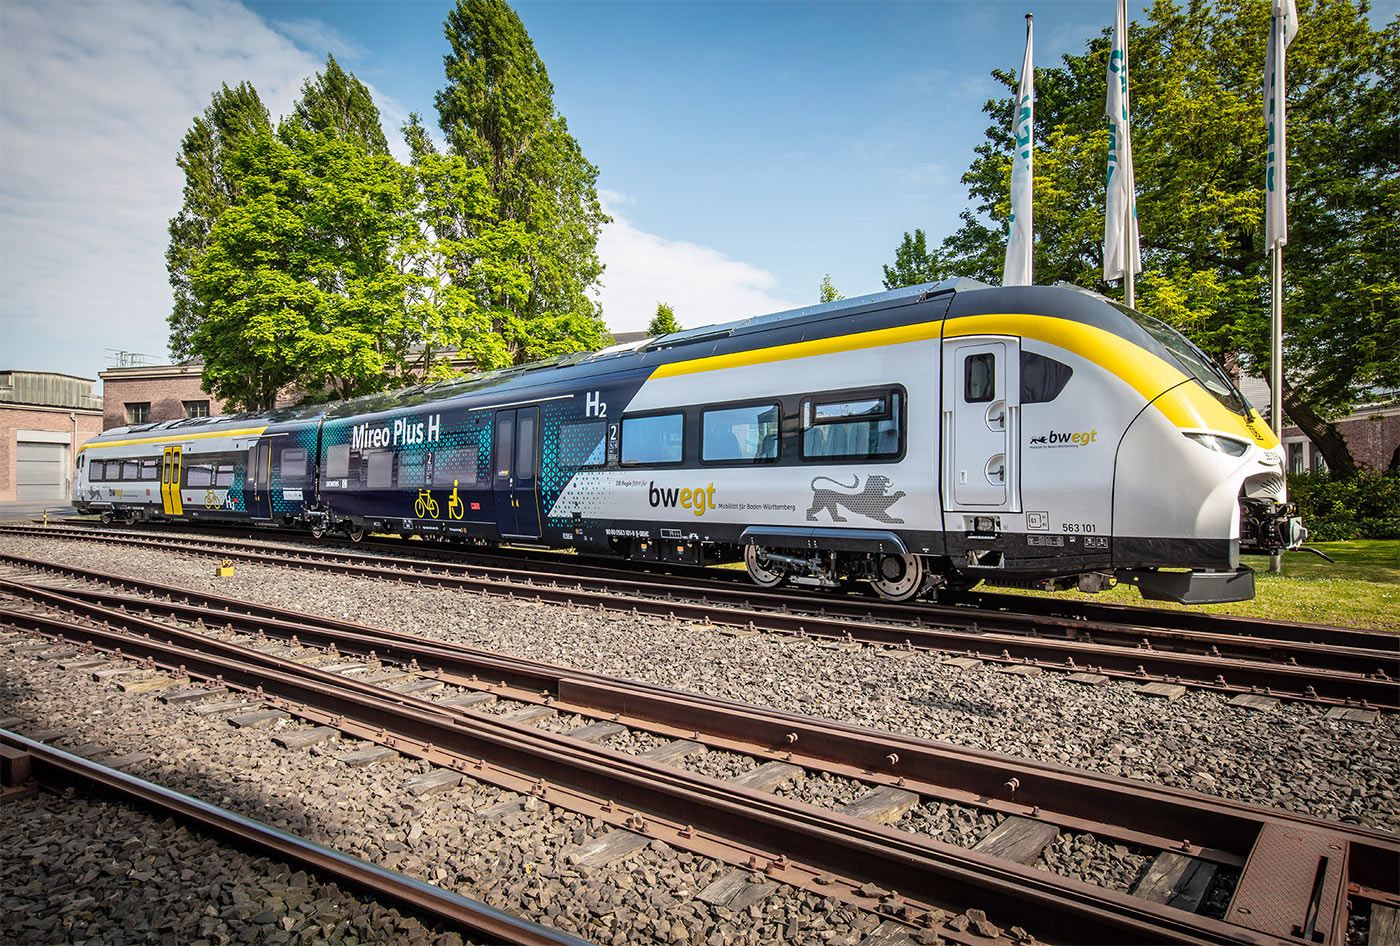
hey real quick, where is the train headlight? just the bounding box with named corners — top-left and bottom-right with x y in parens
top-left (1183, 432), bottom-right (1250, 457)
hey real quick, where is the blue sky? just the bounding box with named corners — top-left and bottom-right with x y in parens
top-left (2, 0), bottom-right (1124, 383)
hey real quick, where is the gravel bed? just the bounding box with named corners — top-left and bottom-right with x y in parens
top-left (5, 535), bottom-right (1398, 914)
top-left (27, 533), bottom-right (1375, 833)
top-left (895, 802), bottom-right (1003, 848)
top-left (0, 792), bottom-right (472, 946)
top-left (602, 728), bottom-right (669, 755)
top-left (681, 747), bottom-right (759, 781)
top-left (1033, 833), bottom-right (1151, 893)
top-left (773, 770), bottom-right (869, 811)
top-left (1, 638), bottom-right (961, 946)
top-left (534, 711), bottom-right (593, 735)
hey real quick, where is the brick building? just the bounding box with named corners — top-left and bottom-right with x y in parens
top-left (0, 370), bottom-right (105, 502)
top-left (1281, 402), bottom-right (1400, 473)
top-left (98, 361), bottom-right (229, 431)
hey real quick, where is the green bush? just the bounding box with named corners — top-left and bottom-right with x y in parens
top-left (1287, 470), bottom-right (1400, 541)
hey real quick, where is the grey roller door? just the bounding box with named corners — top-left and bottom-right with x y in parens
top-left (16, 441), bottom-right (67, 501)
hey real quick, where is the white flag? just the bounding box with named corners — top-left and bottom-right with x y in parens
top-left (1003, 15), bottom-right (1034, 287)
top-left (1103, 0), bottom-right (1141, 283)
top-left (1264, 0), bottom-right (1299, 251)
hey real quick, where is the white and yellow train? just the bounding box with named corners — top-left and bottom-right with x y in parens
top-left (75, 280), bottom-right (1304, 603)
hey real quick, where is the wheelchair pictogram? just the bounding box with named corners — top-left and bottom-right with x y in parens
top-left (448, 479), bottom-right (465, 520)
top-left (414, 489), bottom-right (440, 519)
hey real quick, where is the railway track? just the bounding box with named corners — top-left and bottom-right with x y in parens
top-left (0, 731), bottom-right (587, 946)
top-left (2, 558), bottom-right (1397, 945)
top-left (2, 524), bottom-right (1396, 710)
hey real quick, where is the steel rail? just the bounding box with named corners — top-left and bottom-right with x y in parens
top-left (1, 604), bottom-right (1312, 946)
top-left (9, 524), bottom-right (1394, 660)
top-left (0, 731), bottom-right (591, 946)
top-left (3, 569), bottom-right (1396, 863)
top-left (0, 544), bottom-right (1393, 709)
top-left (5, 576), bottom-right (1399, 946)
top-left (42, 518), bottom-right (1389, 644)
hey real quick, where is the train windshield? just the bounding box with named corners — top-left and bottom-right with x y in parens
top-left (1112, 303), bottom-right (1251, 416)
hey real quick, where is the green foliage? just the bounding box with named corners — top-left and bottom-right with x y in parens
top-left (166, 82), bottom-right (272, 360)
top-left (433, 0), bottom-right (610, 362)
top-left (904, 0), bottom-right (1397, 459)
top-left (1286, 470), bottom-right (1400, 540)
top-left (819, 274), bottom-right (844, 303)
top-left (881, 228), bottom-right (950, 289)
top-left (283, 54), bottom-right (389, 156)
top-left (648, 302), bottom-right (681, 336)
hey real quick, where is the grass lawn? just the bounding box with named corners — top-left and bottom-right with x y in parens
top-left (998, 539), bottom-right (1398, 630)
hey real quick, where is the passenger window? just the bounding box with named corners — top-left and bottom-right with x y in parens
top-left (621, 413), bottom-right (684, 465)
top-left (559, 421), bottom-right (606, 467)
top-left (433, 445), bottom-right (479, 488)
top-left (141, 458), bottom-right (159, 480)
top-left (325, 444), bottom-right (350, 480)
top-left (122, 460), bottom-right (140, 480)
top-left (186, 464), bottom-right (214, 488)
top-left (703, 404), bottom-right (780, 462)
top-left (801, 392), bottom-right (901, 460)
top-left (1021, 351), bottom-right (1074, 404)
top-left (214, 464), bottom-right (235, 487)
top-left (965, 353), bottom-right (995, 403)
top-left (365, 450), bottom-right (393, 489)
top-left (280, 448), bottom-right (307, 485)
top-left (397, 451), bottom-right (426, 488)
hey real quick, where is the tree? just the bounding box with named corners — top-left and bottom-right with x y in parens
top-left (819, 274), bottom-right (844, 303)
top-left (648, 302), bottom-right (680, 336)
top-left (187, 130), bottom-right (535, 411)
top-left (166, 82), bottom-right (272, 360)
top-left (432, 0), bottom-right (610, 363)
top-left (881, 228), bottom-right (951, 289)
top-left (901, 0), bottom-right (1397, 473)
top-left (283, 54), bottom-right (389, 155)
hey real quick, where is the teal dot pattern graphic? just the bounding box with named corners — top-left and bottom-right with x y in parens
top-left (270, 425), bottom-right (321, 514)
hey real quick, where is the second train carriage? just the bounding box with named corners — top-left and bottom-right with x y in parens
top-left (74, 279), bottom-right (1304, 603)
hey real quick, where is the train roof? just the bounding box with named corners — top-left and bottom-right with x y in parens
top-left (87, 401), bottom-right (327, 444)
top-left (87, 279), bottom-right (1242, 434)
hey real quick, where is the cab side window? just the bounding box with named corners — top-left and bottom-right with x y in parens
top-left (965, 353), bottom-right (995, 402)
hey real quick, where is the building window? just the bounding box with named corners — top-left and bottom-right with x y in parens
top-left (125, 402), bottom-right (151, 424)
top-left (1310, 446), bottom-right (1328, 473)
top-left (183, 400), bottom-right (210, 418)
top-left (1287, 441), bottom-right (1306, 474)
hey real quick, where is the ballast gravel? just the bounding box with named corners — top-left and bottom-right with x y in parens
top-left (7, 533), bottom-right (1391, 834)
top-left (0, 792), bottom-right (472, 946)
top-left (1, 643), bottom-right (933, 946)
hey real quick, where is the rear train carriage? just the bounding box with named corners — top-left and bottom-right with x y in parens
top-left (74, 279), bottom-right (1303, 604)
top-left (75, 407), bottom-right (323, 526)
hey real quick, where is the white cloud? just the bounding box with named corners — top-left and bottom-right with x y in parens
top-left (0, 1), bottom-right (394, 374)
top-left (595, 191), bottom-right (801, 336)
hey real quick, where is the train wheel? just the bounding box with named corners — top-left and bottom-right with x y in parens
top-left (744, 545), bottom-right (787, 588)
top-left (871, 553), bottom-right (926, 602)
top-left (99, 511), bottom-right (113, 525)
top-left (346, 525), bottom-right (365, 543)
top-left (310, 524), bottom-right (326, 539)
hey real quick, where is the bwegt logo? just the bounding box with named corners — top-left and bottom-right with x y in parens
top-left (1030, 429), bottom-right (1098, 447)
top-left (649, 481), bottom-right (716, 517)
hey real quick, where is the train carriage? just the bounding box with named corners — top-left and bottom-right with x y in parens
top-left (74, 279), bottom-right (1304, 604)
top-left (75, 406), bottom-right (324, 527)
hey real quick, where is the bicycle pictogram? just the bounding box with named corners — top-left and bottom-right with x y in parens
top-left (204, 490), bottom-right (220, 509)
top-left (414, 489), bottom-right (440, 519)
top-left (448, 479), bottom-right (464, 520)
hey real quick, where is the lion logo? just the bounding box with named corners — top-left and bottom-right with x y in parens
top-left (807, 474), bottom-right (906, 524)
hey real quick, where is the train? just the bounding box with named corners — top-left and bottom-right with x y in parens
top-left (73, 279), bottom-right (1305, 604)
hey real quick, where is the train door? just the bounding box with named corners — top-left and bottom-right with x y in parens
top-left (245, 441), bottom-right (272, 520)
top-left (160, 446), bottom-right (184, 515)
top-left (942, 338), bottom-right (1021, 511)
top-left (491, 406), bottom-right (540, 539)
